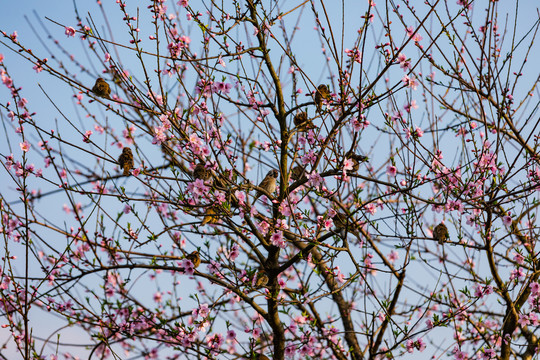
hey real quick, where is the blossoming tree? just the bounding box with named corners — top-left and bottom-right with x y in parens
top-left (1, 0), bottom-right (539, 359)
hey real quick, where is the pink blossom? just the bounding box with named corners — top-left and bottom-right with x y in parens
top-left (33, 63), bottom-right (43, 73)
top-left (402, 75), bottom-right (418, 90)
top-left (510, 267), bottom-right (525, 281)
top-left (193, 303), bottom-right (209, 319)
top-left (530, 282), bottom-right (539, 295)
top-left (177, 0), bottom-right (188, 7)
top-left (388, 250), bottom-right (398, 262)
top-left (406, 340), bottom-right (414, 353)
top-left (386, 165), bottom-right (397, 177)
top-left (335, 266), bottom-right (346, 283)
top-left (186, 179), bottom-right (210, 198)
top-left (83, 130), bottom-right (92, 143)
top-left (271, 231), bottom-right (286, 248)
top-left (226, 245), bottom-right (239, 261)
top-left (257, 220), bottom-right (270, 236)
top-left (306, 171), bottom-right (323, 187)
top-left (343, 158), bottom-right (354, 171)
top-left (403, 101), bottom-right (415, 113)
top-left (344, 48), bottom-right (362, 63)
top-left (152, 126), bottom-right (167, 145)
top-left (234, 190), bottom-right (246, 205)
top-left (65, 26), bottom-right (76, 37)
top-left (457, 0), bottom-right (472, 10)
top-left (452, 347), bottom-right (468, 360)
top-left (518, 314), bottom-right (530, 326)
top-left (481, 349), bottom-right (496, 359)
top-left (502, 215), bottom-right (512, 226)
top-left (365, 203), bottom-right (376, 215)
top-left (19, 141), bottom-right (30, 152)
top-left (17, 98), bottom-right (28, 108)
top-left (323, 218), bottom-right (334, 230)
top-left (285, 345), bottom-right (296, 357)
top-left (397, 53), bottom-right (410, 70)
top-left (181, 258), bottom-right (195, 275)
top-left (207, 260), bottom-right (221, 274)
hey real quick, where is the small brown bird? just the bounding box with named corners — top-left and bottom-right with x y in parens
top-left (92, 77), bottom-right (111, 99)
top-left (186, 251), bottom-right (201, 268)
top-left (434, 223), bottom-right (449, 245)
top-left (315, 84), bottom-right (331, 110)
top-left (222, 169), bottom-right (237, 183)
top-left (290, 165), bottom-right (306, 181)
top-left (333, 211), bottom-right (359, 238)
top-left (344, 152), bottom-right (369, 173)
top-left (117, 147), bottom-right (134, 176)
top-left (254, 270), bottom-right (269, 289)
top-left (201, 207), bottom-right (219, 225)
top-left (193, 163), bottom-right (212, 181)
top-left (254, 169), bottom-right (279, 202)
top-left (250, 353), bottom-right (270, 360)
top-left (293, 111), bottom-right (315, 132)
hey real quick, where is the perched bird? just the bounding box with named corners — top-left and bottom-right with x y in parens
top-left (290, 165), bottom-right (306, 181)
top-left (344, 152), bottom-right (369, 173)
top-left (250, 353), bottom-right (270, 360)
top-left (333, 211), bottom-right (359, 238)
top-left (201, 207), bottom-right (219, 225)
top-left (193, 163), bottom-right (212, 181)
top-left (293, 111), bottom-right (315, 132)
top-left (222, 169), bottom-right (238, 184)
top-left (92, 77), bottom-right (111, 99)
top-left (117, 147), bottom-right (134, 176)
top-left (254, 270), bottom-right (269, 289)
top-left (315, 84), bottom-right (331, 110)
top-left (254, 169), bottom-right (279, 202)
top-left (434, 223), bottom-right (449, 245)
top-left (186, 251), bottom-right (201, 268)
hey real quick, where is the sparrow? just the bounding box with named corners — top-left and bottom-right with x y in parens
top-left (254, 270), bottom-right (269, 289)
top-left (333, 211), bottom-right (359, 238)
top-left (250, 353), bottom-right (270, 360)
top-left (293, 111), bottom-right (315, 132)
top-left (344, 152), bottom-right (368, 173)
top-left (315, 84), bottom-right (331, 110)
top-left (222, 169), bottom-right (238, 184)
top-left (434, 223), bottom-right (449, 245)
top-left (192, 163), bottom-right (212, 181)
top-left (186, 251), bottom-right (201, 268)
top-left (117, 147), bottom-right (134, 176)
top-left (254, 169), bottom-right (278, 202)
top-left (202, 207), bottom-right (219, 225)
top-left (290, 165), bottom-right (306, 181)
top-left (92, 77), bottom-right (111, 99)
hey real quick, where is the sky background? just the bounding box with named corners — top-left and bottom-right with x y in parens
top-left (1, 1), bottom-right (539, 359)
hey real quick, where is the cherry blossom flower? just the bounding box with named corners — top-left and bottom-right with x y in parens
top-left (397, 53), bottom-right (410, 70)
top-left (65, 26), bottom-right (76, 37)
top-left (19, 141), bottom-right (30, 152)
top-left (271, 230), bottom-right (286, 248)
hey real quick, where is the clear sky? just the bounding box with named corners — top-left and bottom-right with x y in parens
top-left (1, 1), bottom-right (539, 359)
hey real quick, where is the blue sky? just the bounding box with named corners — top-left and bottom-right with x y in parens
top-left (1, 1), bottom-right (539, 359)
